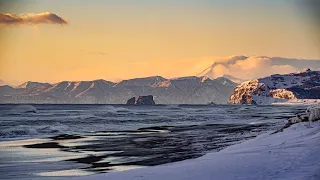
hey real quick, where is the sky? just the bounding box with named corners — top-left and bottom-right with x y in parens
top-left (0, 0), bottom-right (320, 84)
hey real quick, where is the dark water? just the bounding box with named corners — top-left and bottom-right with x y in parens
top-left (0, 104), bottom-right (306, 179)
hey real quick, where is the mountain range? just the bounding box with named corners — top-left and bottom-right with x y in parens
top-left (0, 76), bottom-right (237, 104)
top-left (2, 55), bottom-right (319, 105)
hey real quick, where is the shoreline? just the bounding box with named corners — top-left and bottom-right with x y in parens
top-left (65, 121), bottom-right (320, 180)
top-left (0, 104), bottom-right (315, 179)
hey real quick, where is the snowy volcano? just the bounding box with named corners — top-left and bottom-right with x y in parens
top-left (196, 55), bottom-right (320, 81)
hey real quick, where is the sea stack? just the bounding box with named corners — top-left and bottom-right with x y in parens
top-left (136, 95), bottom-right (156, 105)
top-left (126, 97), bottom-right (136, 105)
top-left (126, 95), bottom-right (155, 105)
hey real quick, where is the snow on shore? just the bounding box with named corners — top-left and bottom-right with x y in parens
top-left (67, 121), bottom-right (320, 180)
top-left (307, 105), bottom-right (320, 122)
top-left (273, 99), bottom-right (320, 105)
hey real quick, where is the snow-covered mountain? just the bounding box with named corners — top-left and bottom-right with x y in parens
top-left (115, 76), bottom-right (166, 87)
top-left (229, 69), bottom-right (320, 105)
top-left (222, 74), bottom-right (246, 84)
top-left (17, 81), bottom-right (52, 89)
top-left (0, 76), bottom-right (237, 104)
top-left (0, 79), bottom-right (5, 86)
top-left (151, 76), bottom-right (236, 104)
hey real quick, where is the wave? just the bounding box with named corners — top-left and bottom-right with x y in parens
top-left (0, 123), bottom-right (70, 139)
top-left (9, 105), bottom-right (38, 114)
top-left (104, 106), bottom-right (131, 113)
top-left (163, 105), bottom-right (183, 110)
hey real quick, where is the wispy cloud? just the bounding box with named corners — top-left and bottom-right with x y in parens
top-left (0, 12), bottom-right (67, 26)
top-left (79, 50), bottom-right (107, 56)
top-left (128, 61), bottom-right (148, 65)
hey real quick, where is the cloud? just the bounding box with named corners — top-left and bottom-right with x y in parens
top-left (82, 50), bottom-right (107, 56)
top-left (195, 56), bottom-right (320, 80)
top-left (0, 12), bottom-right (67, 26)
top-left (79, 50), bottom-right (108, 56)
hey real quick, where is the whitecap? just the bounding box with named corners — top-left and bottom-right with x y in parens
top-left (104, 106), bottom-right (131, 113)
top-left (10, 105), bottom-right (38, 114)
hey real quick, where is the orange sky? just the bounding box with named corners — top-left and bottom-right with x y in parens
top-left (1, 0), bottom-right (320, 84)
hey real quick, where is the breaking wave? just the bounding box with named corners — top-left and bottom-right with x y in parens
top-left (104, 106), bottom-right (131, 113)
top-left (0, 123), bottom-right (70, 139)
top-left (10, 105), bottom-right (38, 114)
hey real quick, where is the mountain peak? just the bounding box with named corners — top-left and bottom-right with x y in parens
top-left (17, 81), bottom-right (52, 89)
top-left (115, 76), bottom-right (167, 87)
top-left (214, 77), bottom-right (237, 86)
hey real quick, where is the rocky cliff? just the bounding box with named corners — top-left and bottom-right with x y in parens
top-left (229, 69), bottom-right (320, 105)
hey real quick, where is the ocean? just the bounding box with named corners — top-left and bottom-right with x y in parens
top-left (0, 104), bottom-right (306, 179)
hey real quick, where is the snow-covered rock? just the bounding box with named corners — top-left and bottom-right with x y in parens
top-left (306, 105), bottom-right (320, 121)
top-left (287, 105), bottom-right (320, 124)
top-left (288, 116), bottom-right (303, 124)
top-left (229, 69), bottom-right (320, 105)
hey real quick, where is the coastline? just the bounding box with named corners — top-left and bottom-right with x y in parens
top-left (0, 104), bottom-right (317, 180)
top-left (66, 121), bottom-right (320, 180)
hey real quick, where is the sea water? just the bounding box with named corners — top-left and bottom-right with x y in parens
top-left (0, 104), bottom-right (306, 179)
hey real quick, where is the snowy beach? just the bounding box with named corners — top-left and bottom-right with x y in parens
top-left (68, 121), bottom-right (320, 180)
